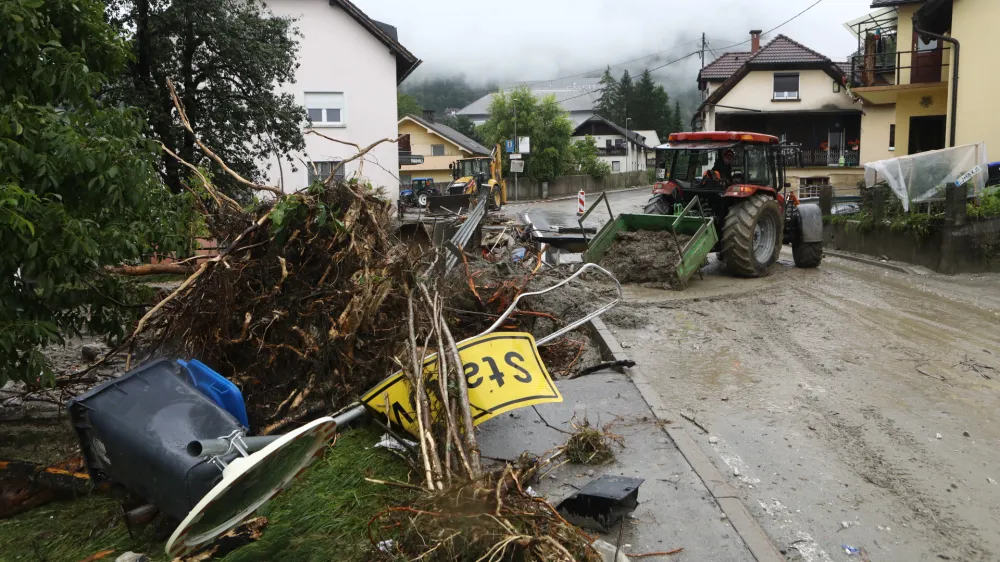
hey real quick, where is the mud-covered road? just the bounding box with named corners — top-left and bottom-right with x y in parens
top-left (605, 254), bottom-right (1000, 561)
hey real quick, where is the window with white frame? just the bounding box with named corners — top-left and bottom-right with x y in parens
top-left (304, 92), bottom-right (344, 126)
top-left (308, 160), bottom-right (345, 184)
top-left (773, 73), bottom-right (800, 100)
top-left (612, 161), bottom-right (621, 172)
top-left (431, 144), bottom-right (445, 156)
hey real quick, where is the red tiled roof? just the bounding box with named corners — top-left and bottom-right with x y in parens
top-left (699, 52), bottom-right (751, 81)
top-left (747, 35), bottom-right (831, 65)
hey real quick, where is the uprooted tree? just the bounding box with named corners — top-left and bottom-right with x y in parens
top-left (0, 0), bottom-right (195, 385)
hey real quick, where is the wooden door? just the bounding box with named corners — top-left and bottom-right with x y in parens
top-left (911, 31), bottom-right (943, 84)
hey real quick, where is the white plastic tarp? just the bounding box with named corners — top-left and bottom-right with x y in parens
top-left (863, 143), bottom-right (987, 211)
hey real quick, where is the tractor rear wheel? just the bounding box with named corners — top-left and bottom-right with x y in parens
top-left (643, 195), bottom-right (673, 215)
top-left (792, 241), bottom-right (823, 268)
top-left (721, 193), bottom-right (783, 277)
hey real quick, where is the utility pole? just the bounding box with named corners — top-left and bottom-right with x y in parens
top-left (700, 32), bottom-right (707, 68)
top-left (513, 103), bottom-right (518, 200)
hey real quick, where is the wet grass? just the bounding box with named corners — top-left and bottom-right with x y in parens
top-left (0, 427), bottom-right (412, 562)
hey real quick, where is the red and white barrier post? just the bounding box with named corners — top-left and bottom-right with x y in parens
top-left (577, 191), bottom-right (586, 216)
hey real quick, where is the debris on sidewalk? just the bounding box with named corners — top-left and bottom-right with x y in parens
top-left (564, 419), bottom-right (623, 465)
top-left (557, 475), bottom-right (644, 533)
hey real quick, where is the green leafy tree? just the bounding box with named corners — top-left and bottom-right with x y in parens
top-left (106, 0), bottom-right (306, 197)
top-left (397, 91), bottom-right (423, 118)
top-left (595, 66), bottom-right (619, 122)
top-left (480, 87), bottom-right (573, 183)
top-left (1, 0), bottom-right (194, 384)
top-left (567, 136), bottom-right (612, 178)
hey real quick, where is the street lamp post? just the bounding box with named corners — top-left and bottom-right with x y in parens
top-left (625, 117), bottom-right (632, 175)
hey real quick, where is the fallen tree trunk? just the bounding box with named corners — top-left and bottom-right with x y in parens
top-left (107, 263), bottom-right (197, 276)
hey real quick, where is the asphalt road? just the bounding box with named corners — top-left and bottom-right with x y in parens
top-left (504, 187), bottom-right (654, 233)
top-left (602, 255), bottom-right (1000, 562)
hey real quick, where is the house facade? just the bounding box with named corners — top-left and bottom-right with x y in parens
top-left (398, 112), bottom-right (490, 184)
top-left (695, 32), bottom-right (863, 197)
top-left (847, 0), bottom-right (1000, 164)
top-left (571, 115), bottom-right (652, 173)
top-left (263, 0), bottom-right (420, 199)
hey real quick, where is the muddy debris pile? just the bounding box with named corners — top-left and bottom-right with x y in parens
top-left (600, 230), bottom-right (690, 290)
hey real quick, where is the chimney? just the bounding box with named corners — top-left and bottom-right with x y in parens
top-left (750, 30), bottom-right (762, 53)
top-left (423, 109), bottom-right (436, 123)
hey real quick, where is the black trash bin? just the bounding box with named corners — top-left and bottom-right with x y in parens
top-left (68, 359), bottom-right (244, 520)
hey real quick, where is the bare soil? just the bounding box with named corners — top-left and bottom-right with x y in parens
top-left (600, 231), bottom-right (690, 290)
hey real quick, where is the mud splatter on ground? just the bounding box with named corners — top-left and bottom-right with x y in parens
top-left (600, 231), bottom-right (690, 290)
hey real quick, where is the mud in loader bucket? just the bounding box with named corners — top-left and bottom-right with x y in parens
top-left (582, 195), bottom-right (717, 286)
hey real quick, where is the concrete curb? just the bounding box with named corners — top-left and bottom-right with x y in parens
top-left (823, 249), bottom-right (913, 274)
top-left (506, 185), bottom-right (651, 206)
top-left (589, 316), bottom-right (785, 562)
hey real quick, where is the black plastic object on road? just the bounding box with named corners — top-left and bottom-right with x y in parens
top-left (68, 359), bottom-right (244, 520)
top-left (557, 475), bottom-right (644, 532)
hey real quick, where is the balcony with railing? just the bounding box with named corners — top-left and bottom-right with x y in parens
top-left (847, 14), bottom-right (950, 104)
top-left (781, 145), bottom-right (862, 169)
top-left (596, 146), bottom-right (627, 156)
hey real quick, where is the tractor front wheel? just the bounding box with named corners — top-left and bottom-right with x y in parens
top-left (721, 194), bottom-right (783, 277)
top-left (792, 241), bottom-right (823, 268)
top-left (643, 195), bottom-right (674, 215)
top-left (490, 187), bottom-right (503, 211)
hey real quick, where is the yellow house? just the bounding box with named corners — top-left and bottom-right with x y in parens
top-left (398, 112), bottom-right (489, 185)
top-left (848, 0), bottom-right (1000, 164)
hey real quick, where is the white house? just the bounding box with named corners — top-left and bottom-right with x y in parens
top-left (264, 0), bottom-right (420, 199)
top-left (571, 115), bottom-right (652, 173)
top-left (694, 31), bottom-right (862, 196)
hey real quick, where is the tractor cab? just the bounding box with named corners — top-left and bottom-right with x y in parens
top-left (448, 157), bottom-right (491, 194)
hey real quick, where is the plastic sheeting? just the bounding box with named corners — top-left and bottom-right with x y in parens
top-left (864, 143), bottom-right (988, 211)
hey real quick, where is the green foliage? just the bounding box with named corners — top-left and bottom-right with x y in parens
top-left (567, 136), bottom-right (612, 179)
top-left (671, 100), bottom-right (684, 134)
top-left (397, 91), bottom-right (423, 118)
top-left (596, 68), bottom-right (677, 139)
top-left (1, 0), bottom-right (194, 384)
top-left (0, 428), bottom-right (410, 562)
top-left (968, 190), bottom-right (1000, 219)
top-left (595, 66), bottom-right (619, 123)
top-left (479, 87), bottom-right (574, 183)
top-left (401, 75), bottom-right (496, 114)
top-left (106, 0), bottom-right (306, 199)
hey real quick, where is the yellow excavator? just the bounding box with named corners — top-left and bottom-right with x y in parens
top-left (446, 144), bottom-right (507, 210)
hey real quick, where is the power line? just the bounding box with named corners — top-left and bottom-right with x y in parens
top-left (646, 51), bottom-right (702, 73)
top-left (714, 0), bottom-right (826, 51)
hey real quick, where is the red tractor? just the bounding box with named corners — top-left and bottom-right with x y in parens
top-left (645, 131), bottom-right (823, 277)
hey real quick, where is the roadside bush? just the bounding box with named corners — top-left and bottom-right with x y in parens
top-left (968, 190), bottom-right (1000, 219)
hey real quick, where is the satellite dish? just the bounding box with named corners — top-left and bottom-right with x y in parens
top-left (165, 416), bottom-right (337, 558)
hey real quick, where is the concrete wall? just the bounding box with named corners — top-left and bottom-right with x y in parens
top-left (509, 171), bottom-right (647, 201)
top-left (264, 0), bottom-right (400, 196)
top-left (718, 69), bottom-right (855, 113)
top-left (860, 103), bottom-right (897, 163)
top-left (950, 0), bottom-right (1000, 161)
top-left (824, 216), bottom-right (1000, 273)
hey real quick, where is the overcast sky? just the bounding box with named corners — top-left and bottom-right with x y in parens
top-left (355, 0), bottom-right (875, 85)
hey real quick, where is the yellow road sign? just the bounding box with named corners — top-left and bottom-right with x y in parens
top-left (361, 332), bottom-right (562, 437)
